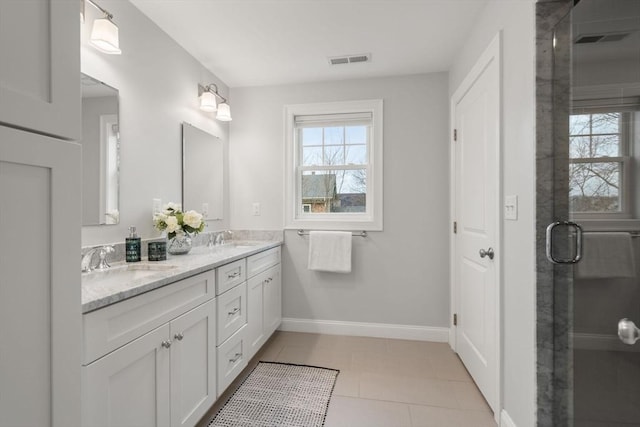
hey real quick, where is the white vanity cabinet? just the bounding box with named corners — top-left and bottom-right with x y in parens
top-left (0, 0), bottom-right (80, 140)
top-left (81, 244), bottom-right (283, 426)
top-left (82, 271), bottom-right (217, 427)
top-left (246, 247), bottom-right (282, 360)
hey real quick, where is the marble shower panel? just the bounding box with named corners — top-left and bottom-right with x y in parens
top-left (535, 0), bottom-right (574, 426)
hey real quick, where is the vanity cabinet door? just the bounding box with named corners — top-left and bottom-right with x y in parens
top-left (170, 300), bottom-right (217, 427)
top-left (246, 264), bottom-right (282, 361)
top-left (0, 0), bottom-right (80, 140)
top-left (83, 324), bottom-right (171, 427)
top-left (246, 273), bottom-right (265, 361)
top-left (263, 265), bottom-right (282, 337)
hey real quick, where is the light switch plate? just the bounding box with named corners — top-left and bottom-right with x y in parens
top-left (505, 195), bottom-right (518, 220)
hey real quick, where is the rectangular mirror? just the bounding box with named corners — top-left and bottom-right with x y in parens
top-left (81, 73), bottom-right (120, 225)
top-left (182, 123), bottom-right (223, 220)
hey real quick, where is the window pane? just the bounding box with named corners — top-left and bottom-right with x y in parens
top-left (302, 127), bottom-right (322, 146)
top-left (324, 145), bottom-right (344, 165)
top-left (301, 169), bottom-right (366, 213)
top-left (346, 126), bottom-right (367, 144)
top-left (570, 135), bottom-right (620, 158)
top-left (345, 144), bottom-right (367, 165)
top-left (569, 136), bottom-right (590, 158)
top-left (570, 114), bottom-right (591, 136)
top-left (569, 162), bottom-right (620, 212)
top-left (591, 112), bottom-right (620, 135)
top-left (324, 127), bottom-right (344, 145)
top-left (301, 171), bottom-right (338, 213)
top-left (302, 146), bottom-right (323, 166)
top-left (335, 170), bottom-right (366, 212)
top-left (591, 134), bottom-right (620, 157)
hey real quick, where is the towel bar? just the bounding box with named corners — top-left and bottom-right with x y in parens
top-left (296, 229), bottom-right (367, 237)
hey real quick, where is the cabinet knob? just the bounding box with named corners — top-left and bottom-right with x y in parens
top-left (161, 340), bottom-right (172, 348)
top-left (174, 333), bottom-right (184, 341)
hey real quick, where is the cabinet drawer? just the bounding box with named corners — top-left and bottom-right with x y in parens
top-left (216, 259), bottom-right (246, 295)
top-left (217, 282), bottom-right (247, 345)
top-left (83, 270), bottom-right (215, 365)
top-left (217, 325), bottom-right (247, 396)
top-left (247, 246), bottom-right (281, 278)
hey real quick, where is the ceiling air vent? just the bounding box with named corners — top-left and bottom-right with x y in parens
top-left (328, 53), bottom-right (371, 66)
top-left (575, 32), bottom-right (630, 44)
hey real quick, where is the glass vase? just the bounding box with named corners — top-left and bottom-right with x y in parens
top-left (167, 231), bottom-right (192, 255)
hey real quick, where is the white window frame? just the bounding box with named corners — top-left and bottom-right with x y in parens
top-left (284, 99), bottom-right (383, 231)
top-left (569, 109), bottom-right (633, 220)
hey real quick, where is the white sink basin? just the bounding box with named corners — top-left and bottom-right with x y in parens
top-left (83, 263), bottom-right (178, 287)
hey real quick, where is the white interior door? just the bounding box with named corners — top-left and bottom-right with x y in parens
top-left (452, 34), bottom-right (500, 414)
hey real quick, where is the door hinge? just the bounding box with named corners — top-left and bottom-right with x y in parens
top-left (453, 221), bottom-right (457, 234)
top-left (453, 129), bottom-right (457, 141)
top-left (453, 313), bottom-right (458, 326)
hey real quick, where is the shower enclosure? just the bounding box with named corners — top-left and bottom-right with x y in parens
top-left (537, 0), bottom-right (640, 425)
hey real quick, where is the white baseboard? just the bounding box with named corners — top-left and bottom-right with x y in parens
top-left (500, 410), bottom-right (517, 427)
top-left (278, 317), bottom-right (449, 342)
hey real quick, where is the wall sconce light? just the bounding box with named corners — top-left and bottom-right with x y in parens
top-left (83, 0), bottom-right (122, 55)
top-left (198, 83), bottom-right (232, 121)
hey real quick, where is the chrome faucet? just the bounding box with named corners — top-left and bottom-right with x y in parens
top-left (214, 232), bottom-right (225, 246)
top-left (81, 245), bottom-right (115, 272)
top-left (95, 246), bottom-right (115, 270)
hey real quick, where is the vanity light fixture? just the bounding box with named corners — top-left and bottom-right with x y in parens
top-left (198, 83), bottom-right (232, 121)
top-left (84, 0), bottom-right (122, 55)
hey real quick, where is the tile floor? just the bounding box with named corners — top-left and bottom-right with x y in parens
top-left (199, 331), bottom-right (497, 427)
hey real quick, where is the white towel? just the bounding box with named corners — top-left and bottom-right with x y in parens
top-left (575, 232), bottom-right (636, 280)
top-left (308, 231), bottom-right (352, 273)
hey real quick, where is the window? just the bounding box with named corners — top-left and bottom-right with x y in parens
top-left (569, 111), bottom-right (631, 217)
top-left (284, 100), bottom-right (383, 230)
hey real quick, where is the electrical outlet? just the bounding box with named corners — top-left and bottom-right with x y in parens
top-left (252, 202), bottom-right (261, 216)
top-left (202, 203), bottom-right (209, 218)
top-left (152, 198), bottom-right (162, 217)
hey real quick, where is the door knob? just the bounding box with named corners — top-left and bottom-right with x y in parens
top-left (479, 247), bottom-right (495, 260)
top-left (618, 318), bottom-right (640, 345)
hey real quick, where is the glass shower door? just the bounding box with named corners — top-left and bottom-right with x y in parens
top-left (549, 1), bottom-right (640, 425)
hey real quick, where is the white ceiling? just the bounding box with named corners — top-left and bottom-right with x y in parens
top-left (129, 0), bottom-right (489, 88)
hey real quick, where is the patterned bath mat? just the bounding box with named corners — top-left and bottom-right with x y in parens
top-left (208, 362), bottom-right (339, 427)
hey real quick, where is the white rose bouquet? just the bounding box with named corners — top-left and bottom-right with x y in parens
top-left (153, 202), bottom-right (205, 239)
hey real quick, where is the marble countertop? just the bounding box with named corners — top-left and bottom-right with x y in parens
top-left (82, 240), bottom-right (282, 314)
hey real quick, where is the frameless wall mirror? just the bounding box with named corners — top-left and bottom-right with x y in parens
top-left (81, 73), bottom-right (120, 225)
top-left (182, 123), bottom-right (223, 220)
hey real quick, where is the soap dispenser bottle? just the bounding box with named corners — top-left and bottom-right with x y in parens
top-left (126, 226), bottom-right (141, 262)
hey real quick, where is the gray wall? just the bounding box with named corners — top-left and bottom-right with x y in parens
top-left (80, 0), bottom-right (230, 246)
top-left (449, 1), bottom-right (537, 426)
top-left (229, 73), bottom-right (451, 328)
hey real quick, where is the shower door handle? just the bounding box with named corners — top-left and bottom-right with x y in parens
top-left (618, 318), bottom-right (640, 345)
top-left (545, 221), bottom-right (583, 264)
